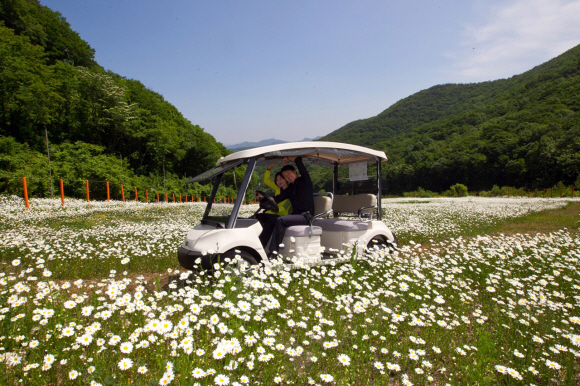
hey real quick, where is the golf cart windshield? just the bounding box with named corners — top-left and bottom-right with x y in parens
top-left (186, 158), bottom-right (256, 229)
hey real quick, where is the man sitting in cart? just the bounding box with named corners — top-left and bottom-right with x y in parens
top-left (267, 156), bottom-right (315, 261)
top-left (255, 162), bottom-right (292, 247)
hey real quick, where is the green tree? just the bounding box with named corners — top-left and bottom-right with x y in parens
top-left (0, 24), bottom-right (61, 145)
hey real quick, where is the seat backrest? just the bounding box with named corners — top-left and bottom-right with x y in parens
top-left (313, 195), bottom-right (332, 217)
top-left (333, 194), bottom-right (377, 215)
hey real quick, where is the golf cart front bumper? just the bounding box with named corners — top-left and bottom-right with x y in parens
top-left (177, 247), bottom-right (216, 271)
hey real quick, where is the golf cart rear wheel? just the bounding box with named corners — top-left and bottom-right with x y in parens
top-left (367, 233), bottom-right (398, 253)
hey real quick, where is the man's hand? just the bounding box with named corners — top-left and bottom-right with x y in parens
top-left (255, 192), bottom-right (264, 201)
top-left (267, 161), bottom-right (276, 170)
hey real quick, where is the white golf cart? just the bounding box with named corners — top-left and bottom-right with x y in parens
top-left (177, 141), bottom-right (398, 271)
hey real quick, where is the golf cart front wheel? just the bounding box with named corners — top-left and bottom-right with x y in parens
top-left (220, 249), bottom-right (259, 274)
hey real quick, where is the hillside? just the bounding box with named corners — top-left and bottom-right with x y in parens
top-left (0, 0), bottom-right (232, 199)
top-left (322, 45), bottom-right (580, 193)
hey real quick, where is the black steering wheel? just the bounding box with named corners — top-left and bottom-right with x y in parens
top-left (255, 190), bottom-right (279, 213)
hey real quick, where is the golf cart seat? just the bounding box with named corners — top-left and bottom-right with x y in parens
top-left (315, 194), bottom-right (378, 232)
top-left (280, 224), bottom-right (323, 259)
top-left (314, 194), bottom-right (379, 252)
top-left (315, 219), bottom-right (370, 232)
top-left (284, 225), bottom-right (322, 237)
top-left (279, 193), bottom-right (333, 259)
top-left (333, 194), bottom-right (378, 219)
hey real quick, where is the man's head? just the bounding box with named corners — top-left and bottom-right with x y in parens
top-left (281, 165), bottom-right (297, 184)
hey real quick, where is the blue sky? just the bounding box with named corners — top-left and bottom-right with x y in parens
top-left (42, 0), bottom-right (580, 145)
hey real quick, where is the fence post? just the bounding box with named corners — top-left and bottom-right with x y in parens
top-left (572, 186), bottom-right (575, 197)
top-left (146, 190), bottom-right (149, 203)
top-left (165, 193), bottom-right (168, 203)
top-left (560, 187), bottom-right (563, 198)
top-left (156, 191), bottom-right (159, 203)
top-left (60, 179), bottom-right (64, 207)
top-left (173, 194), bottom-right (175, 203)
top-left (86, 180), bottom-right (90, 202)
top-left (180, 194), bottom-right (182, 203)
top-left (106, 181), bottom-right (110, 202)
top-left (22, 177), bottom-right (29, 210)
top-left (135, 186), bottom-right (138, 202)
top-left (121, 184), bottom-right (125, 202)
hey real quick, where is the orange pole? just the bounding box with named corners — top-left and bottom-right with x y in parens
top-left (180, 194), bottom-right (182, 203)
top-left (156, 191), bottom-right (159, 203)
top-left (22, 177), bottom-right (29, 210)
top-left (165, 193), bottom-right (168, 202)
top-left (86, 180), bottom-right (89, 202)
top-left (145, 190), bottom-right (149, 203)
top-left (60, 179), bottom-right (64, 207)
top-left (185, 194), bottom-right (187, 202)
top-left (121, 184), bottom-right (125, 202)
top-left (135, 186), bottom-right (138, 201)
top-left (173, 194), bottom-right (175, 203)
top-left (106, 181), bottom-right (110, 202)
top-left (204, 196), bottom-right (206, 202)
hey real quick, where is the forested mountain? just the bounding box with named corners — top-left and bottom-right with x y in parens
top-left (322, 45), bottom-right (580, 193)
top-left (0, 0), bottom-right (230, 198)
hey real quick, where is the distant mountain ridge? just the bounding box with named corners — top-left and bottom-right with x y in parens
top-left (322, 44), bottom-right (580, 193)
top-left (226, 136), bottom-right (322, 151)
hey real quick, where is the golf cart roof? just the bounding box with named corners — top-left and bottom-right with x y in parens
top-left (187, 141), bottom-right (387, 184)
top-left (219, 141), bottom-right (387, 166)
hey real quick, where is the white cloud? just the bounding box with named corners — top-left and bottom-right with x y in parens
top-left (450, 0), bottom-right (580, 81)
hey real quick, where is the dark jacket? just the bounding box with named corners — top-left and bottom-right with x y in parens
top-left (274, 157), bottom-right (314, 215)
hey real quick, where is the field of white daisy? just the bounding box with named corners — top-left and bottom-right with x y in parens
top-left (1, 195), bottom-right (579, 385)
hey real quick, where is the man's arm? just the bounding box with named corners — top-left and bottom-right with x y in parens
top-left (294, 157), bottom-right (311, 184)
top-left (274, 185), bottom-right (290, 203)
